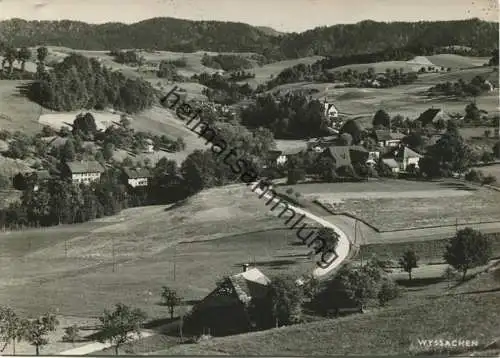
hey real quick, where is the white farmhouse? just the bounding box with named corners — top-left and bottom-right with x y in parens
top-left (122, 168), bottom-right (152, 188)
top-left (64, 160), bottom-right (105, 185)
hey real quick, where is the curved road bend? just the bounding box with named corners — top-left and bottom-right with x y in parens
top-left (252, 185), bottom-right (353, 279)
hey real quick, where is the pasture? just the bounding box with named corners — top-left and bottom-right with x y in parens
top-left (0, 184), bottom-right (319, 320)
top-left (0, 80), bottom-right (47, 134)
top-left (286, 180), bottom-right (500, 232)
top-left (242, 56), bottom-right (325, 88)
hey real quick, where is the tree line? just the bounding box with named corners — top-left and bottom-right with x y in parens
top-left (1, 18), bottom-right (497, 60)
top-left (428, 75), bottom-right (494, 97)
top-left (241, 93), bottom-right (331, 139)
top-left (27, 50), bottom-right (156, 113)
top-left (201, 54), bottom-right (253, 71)
top-left (194, 72), bottom-right (253, 105)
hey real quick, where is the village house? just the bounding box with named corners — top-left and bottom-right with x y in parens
top-left (122, 167), bottom-right (152, 188)
top-left (321, 145), bottom-right (370, 168)
top-left (383, 145), bottom-right (422, 172)
top-left (266, 147), bottom-right (305, 167)
top-left (417, 108), bottom-right (450, 127)
top-left (144, 138), bottom-right (154, 153)
top-left (306, 136), bottom-right (338, 152)
top-left (63, 160), bottom-right (105, 185)
top-left (185, 266), bottom-right (272, 336)
top-left (371, 130), bottom-right (405, 148)
top-left (322, 99), bottom-right (339, 120)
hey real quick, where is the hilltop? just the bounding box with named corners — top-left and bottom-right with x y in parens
top-left (0, 18), bottom-right (497, 59)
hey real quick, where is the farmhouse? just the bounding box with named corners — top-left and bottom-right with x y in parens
top-left (185, 267), bottom-right (272, 336)
top-left (63, 160), bottom-right (105, 184)
top-left (321, 145), bottom-right (370, 167)
top-left (383, 145), bottom-right (422, 171)
top-left (144, 138), bottom-right (154, 153)
top-left (417, 108), bottom-right (450, 127)
top-left (122, 167), bottom-right (151, 188)
top-left (267, 148), bottom-right (304, 166)
top-left (371, 130), bottom-right (405, 148)
top-left (322, 99), bottom-right (339, 120)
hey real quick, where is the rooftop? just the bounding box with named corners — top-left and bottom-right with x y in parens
top-left (228, 268), bottom-right (271, 304)
top-left (65, 160), bottom-right (105, 174)
top-left (123, 167), bottom-right (152, 179)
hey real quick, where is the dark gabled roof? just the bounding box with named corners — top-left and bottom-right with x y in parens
top-left (417, 108), bottom-right (448, 126)
top-left (227, 268), bottom-right (271, 304)
top-left (282, 147), bottom-right (305, 156)
top-left (35, 170), bottom-right (51, 180)
top-left (373, 130), bottom-right (406, 142)
top-left (123, 167), bottom-right (152, 179)
top-left (65, 161), bottom-right (105, 174)
top-left (385, 146), bottom-right (422, 161)
top-left (324, 146), bottom-right (351, 167)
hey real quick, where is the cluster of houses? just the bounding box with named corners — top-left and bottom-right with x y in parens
top-left (266, 127), bottom-right (423, 175)
top-left (14, 160), bottom-right (155, 191)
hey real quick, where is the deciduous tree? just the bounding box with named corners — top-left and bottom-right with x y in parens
top-left (23, 312), bottom-right (59, 356)
top-left (98, 303), bottom-right (147, 355)
top-left (399, 250), bottom-right (419, 280)
top-left (444, 227), bottom-right (492, 281)
top-left (161, 287), bottom-right (182, 319)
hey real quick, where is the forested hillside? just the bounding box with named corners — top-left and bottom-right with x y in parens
top-left (0, 18), bottom-right (497, 60)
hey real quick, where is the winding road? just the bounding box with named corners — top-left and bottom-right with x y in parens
top-left (252, 184), bottom-right (353, 279)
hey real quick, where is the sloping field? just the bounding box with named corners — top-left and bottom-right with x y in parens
top-left (243, 56), bottom-right (325, 87)
top-left (38, 110), bottom-right (120, 131)
top-left (426, 54), bottom-right (490, 69)
top-left (0, 154), bottom-right (33, 178)
top-left (316, 182), bottom-right (500, 232)
top-left (319, 80), bottom-right (499, 119)
top-left (0, 80), bottom-right (46, 134)
top-left (0, 184), bottom-right (319, 320)
top-left (415, 66), bottom-right (499, 86)
top-left (332, 60), bottom-right (412, 73)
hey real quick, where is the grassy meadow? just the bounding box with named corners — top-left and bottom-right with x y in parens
top-left (0, 184), bottom-right (320, 319)
top-left (314, 181), bottom-right (500, 231)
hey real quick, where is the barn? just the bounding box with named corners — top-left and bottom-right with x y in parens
top-left (184, 266), bottom-right (272, 336)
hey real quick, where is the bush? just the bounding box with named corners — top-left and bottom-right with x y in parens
top-left (286, 188), bottom-right (293, 195)
top-left (464, 169), bottom-right (483, 183)
top-left (482, 175), bottom-right (497, 185)
top-left (377, 279), bottom-right (400, 306)
top-left (62, 325), bottom-right (80, 343)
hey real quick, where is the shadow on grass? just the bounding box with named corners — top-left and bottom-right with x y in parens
top-left (437, 182), bottom-right (477, 191)
top-left (143, 317), bottom-right (178, 329)
top-left (395, 276), bottom-right (445, 287)
top-left (234, 259), bottom-right (298, 269)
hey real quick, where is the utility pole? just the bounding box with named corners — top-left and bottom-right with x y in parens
top-left (112, 237), bottom-right (116, 273)
top-left (173, 245), bottom-right (176, 281)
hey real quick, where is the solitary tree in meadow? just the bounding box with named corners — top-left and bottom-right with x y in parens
top-left (399, 250), bottom-right (419, 280)
top-left (98, 303), bottom-right (147, 355)
top-left (161, 287), bottom-right (182, 319)
top-left (444, 227), bottom-right (492, 281)
top-left (23, 312), bottom-right (59, 356)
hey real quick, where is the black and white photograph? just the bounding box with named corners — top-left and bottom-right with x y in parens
top-left (0, 0), bottom-right (499, 356)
